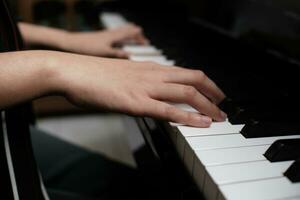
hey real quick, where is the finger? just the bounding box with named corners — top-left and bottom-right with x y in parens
top-left (134, 34), bottom-right (149, 45)
top-left (107, 48), bottom-right (129, 58)
top-left (113, 25), bottom-right (141, 40)
top-left (114, 25), bottom-right (148, 44)
top-left (141, 99), bottom-right (212, 127)
top-left (148, 83), bottom-right (227, 121)
top-left (165, 67), bottom-right (225, 104)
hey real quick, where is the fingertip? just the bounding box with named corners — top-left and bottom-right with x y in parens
top-left (220, 111), bottom-right (227, 120)
top-left (193, 115), bottom-right (212, 127)
top-left (143, 39), bottom-right (150, 45)
top-left (119, 54), bottom-right (129, 59)
top-left (115, 50), bottom-right (129, 59)
top-left (214, 110), bottom-right (227, 122)
top-left (202, 115), bottom-right (213, 124)
top-left (218, 92), bottom-right (226, 104)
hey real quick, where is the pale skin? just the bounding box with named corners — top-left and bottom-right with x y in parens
top-left (0, 23), bottom-right (227, 127)
top-left (18, 22), bottom-right (148, 58)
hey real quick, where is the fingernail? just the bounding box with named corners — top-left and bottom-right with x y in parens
top-left (202, 116), bottom-right (212, 124)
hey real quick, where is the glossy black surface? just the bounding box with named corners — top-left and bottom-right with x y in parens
top-left (241, 121), bottom-right (300, 138)
top-left (97, 0), bottom-right (300, 137)
top-left (97, 1), bottom-right (300, 195)
top-left (264, 139), bottom-right (300, 162)
top-left (284, 159), bottom-right (300, 183)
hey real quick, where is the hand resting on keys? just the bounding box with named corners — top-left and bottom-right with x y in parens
top-left (18, 22), bottom-right (148, 58)
top-left (0, 50), bottom-right (226, 127)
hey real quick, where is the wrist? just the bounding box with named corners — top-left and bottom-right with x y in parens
top-left (38, 50), bottom-right (71, 96)
top-left (41, 51), bottom-right (97, 98)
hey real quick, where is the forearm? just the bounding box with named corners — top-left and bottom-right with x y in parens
top-left (0, 50), bottom-right (62, 109)
top-left (18, 22), bottom-right (69, 49)
top-left (18, 22), bottom-right (149, 58)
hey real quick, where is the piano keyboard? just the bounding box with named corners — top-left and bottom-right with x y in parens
top-left (100, 12), bottom-right (128, 30)
top-left (100, 12), bottom-right (300, 200)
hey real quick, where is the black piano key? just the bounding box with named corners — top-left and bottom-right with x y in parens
top-left (264, 139), bottom-right (300, 162)
top-left (218, 97), bottom-right (240, 117)
top-left (228, 108), bottom-right (249, 124)
top-left (284, 159), bottom-right (300, 183)
top-left (229, 105), bottom-right (300, 125)
top-left (240, 121), bottom-right (300, 138)
top-left (223, 94), bottom-right (300, 125)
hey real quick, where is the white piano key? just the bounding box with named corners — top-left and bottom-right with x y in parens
top-left (176, 125), bottom-right (242, 171)
top-left (285, 197), bottom-right (300, 200)
top-left (123, 45), bottom-right (162, 55)
top-left (219, 177), bottom-right (300, 200)
top-left (202, 161), bottom-right (293, 199)
top-left (129, 55), bottom-right (167, 61)
top-left (177, 124), bottom-right (243, 160)
top-left (169, 122), bottom-right (183, 126)
top-left (184, 135), bottom-right (274, 175)
top-left (172, 108), bottom-right (242, 157)
top-left (192, 145), bottom-right (273, 199)
top-left (178, 123), bottom-right (244, 137)
top-left (195, 145), bottom-right (269, 166)
top-left (186, 134), bottom-right (300, 151)
top-left (158, 60), bottom-right (175, 66)
top-left (206, 160), bottom-right (293, 185)
top-left (192, 153), bottom-right (291, 200)
top-left (129, 55), bottom-right (172, 64)
top-left (190, 145), bottom-right (270, 196)
top-left (130, 55), bottom-right (175, 66)
top-left (100, 12), bottom-right (128, 29)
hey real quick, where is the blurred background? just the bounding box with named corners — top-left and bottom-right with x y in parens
top-left (15, 0), bottom-right (104, 30)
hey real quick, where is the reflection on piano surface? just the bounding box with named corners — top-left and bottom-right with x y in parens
top-left (98, 0), bottom-right (300, 199)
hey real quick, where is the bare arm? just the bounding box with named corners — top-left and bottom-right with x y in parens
top-left (0, 51), bottom-right (58, 107)
top-left (0, 50), bottom-right (226, 127)
top-left (18, 22), bottom-right (148, 58)
top-left (18, 23), bottom-right (68, 50)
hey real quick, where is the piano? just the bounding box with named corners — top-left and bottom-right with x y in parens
top-left (98, 0), bottom-right (300, 199)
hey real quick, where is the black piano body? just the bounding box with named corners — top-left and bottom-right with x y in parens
top-left (97, 0), bottom-right (300, 199)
